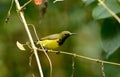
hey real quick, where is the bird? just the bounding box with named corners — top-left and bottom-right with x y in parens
top-left (36, 31), bottom-right (76, 49)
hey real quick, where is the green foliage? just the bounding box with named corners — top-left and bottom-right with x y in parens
top-left (92, 0), bottom-right (120, 19)
top-left (101, 18), bottom-right (120, 57)
top-left (83, 0), bottom-right (96, 6)
top-left (1, 0), bottom-right (120, 77)
top-left (0, 2), bottom-right (11, 25)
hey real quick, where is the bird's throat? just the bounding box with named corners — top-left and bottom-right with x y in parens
top-left (58, 35), bottom-right (70, 46)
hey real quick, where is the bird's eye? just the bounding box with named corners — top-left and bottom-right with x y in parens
top-left (64, 34), bottom-right (69, 36)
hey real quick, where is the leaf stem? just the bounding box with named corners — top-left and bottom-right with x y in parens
top-left (98, 0), bottom-right (120, 23)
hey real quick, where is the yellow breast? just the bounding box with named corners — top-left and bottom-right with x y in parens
top-left (37, 39), bottom-right (59, 49)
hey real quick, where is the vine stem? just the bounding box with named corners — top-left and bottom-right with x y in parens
top-left (14, 0), bottom-right (44, 77)
top-left (98, 0), bottom-right (120, 23)
top-left (28, 24), bottom-right (53, 77)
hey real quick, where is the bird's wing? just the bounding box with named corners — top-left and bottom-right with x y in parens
top-left (41, 34), bottom-right (60, 40)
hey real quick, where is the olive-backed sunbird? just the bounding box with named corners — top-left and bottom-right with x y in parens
top-left (36, 31), bottom-right (75, 49)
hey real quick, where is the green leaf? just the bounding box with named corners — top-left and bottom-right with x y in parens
top-left (92, 0), bottom-right (120, 19)
top-left (83, 0), bottom-right (96, 6)
top-left (101, 18), bottom-right (120, 57)
top-left (53, 0), bottom-right (64, 3)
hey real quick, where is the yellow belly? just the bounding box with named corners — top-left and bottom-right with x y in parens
top-left (37, 39), bottom-right (59, 49)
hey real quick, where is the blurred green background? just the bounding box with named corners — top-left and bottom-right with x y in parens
top-left (1, 0), bottom-right (120, 77)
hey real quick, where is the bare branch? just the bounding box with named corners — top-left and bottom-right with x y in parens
top-left (71, 55), bottom-right (75, 77)
top-left (14, 0), bottom-right (44, 77)
top-left (28, 24), bottom-right (53, 77)
top-left (47, 50), bottom-right (120, 66)
top-left (101, 62), bottom-right (106, 77)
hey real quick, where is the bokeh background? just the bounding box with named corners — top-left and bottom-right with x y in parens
top-left (1, 0), bottom-right (120, 77)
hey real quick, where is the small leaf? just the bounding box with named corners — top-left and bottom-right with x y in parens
top-left (34, 0), bottom-right (42, 6)
top-left (83, 0), bottom-right (96, 6)
top-left (93, 0), bottom-right (120, 19)
top-left (101, 18), bottom-right (120, 57)
top-left (53, 0), bottom-right (64, 3)
top-left (16, 41), bottom-right (26, 51)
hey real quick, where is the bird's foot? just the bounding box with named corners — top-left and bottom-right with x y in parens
top-left (56, 50), bottom-right (60, 54)
top-left (43, 47), bottom-right (48, 52)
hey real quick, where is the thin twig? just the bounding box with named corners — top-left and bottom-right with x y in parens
top-left (37, 43), bottom-right (53, 77)
top-left (98, 0), bottom-right (120, 23)
top-left (71, 55), bottom-right (75, 77)
top-left (101, 62), bottom-right (106, 77)
top-left (5, 0), bottom-right (14, 23)
top-left (28, 24), bottom-right (40, 41)
top-left (43, 50), bottom-right (53, 77)
top-left (29, 24), bottom-right (53, 77)
top-left (32, 73), bottom-right (36, 77)
top-left (29, 52), bottom-right (34, 67)
top-left (19, 0), bottom-right (32, 12)
top-left (14, 0), bottom-right (43, 77)
top-left (47, 50), bottom-right (120, 66)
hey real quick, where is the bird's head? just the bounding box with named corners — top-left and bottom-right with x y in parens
top-left (57, 31), bottom-right (76, 45)
top-left (60, 31), bottom-right (76, 37)
top-left (59, 31), bottom-right (76, 40)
